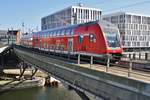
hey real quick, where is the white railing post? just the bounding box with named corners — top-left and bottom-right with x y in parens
top-left (90, 56), bottom-right (93, 68)
top-left (106, 54), bottom-right (110, 72)
top-left (128, 58), bottom-right (132, 77)
top-left (78, 53), bottom-right (80, 64)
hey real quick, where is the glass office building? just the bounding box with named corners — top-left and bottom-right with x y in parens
top-left (103, 12), bottom-right (150, 51)
top-left (41, 4), bottom-right (102, 30)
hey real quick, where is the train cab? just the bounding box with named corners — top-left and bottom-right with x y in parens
top-left (99, 21), bottom-right (123, 54)
top-left (97, 20), bottom-right (123, 60)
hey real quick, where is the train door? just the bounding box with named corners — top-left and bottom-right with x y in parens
top-left (68, 38), bottom-right (73, 52)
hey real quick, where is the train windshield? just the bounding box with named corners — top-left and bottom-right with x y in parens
top-left (104, 28), bottom-right (120, 47)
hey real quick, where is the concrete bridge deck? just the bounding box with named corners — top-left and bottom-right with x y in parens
top-left (12, 45), bottom-right (150, 100)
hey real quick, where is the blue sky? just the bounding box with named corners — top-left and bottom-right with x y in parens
top-left (0, 0), bottom-right (150, 31)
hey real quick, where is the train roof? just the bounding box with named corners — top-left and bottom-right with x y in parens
top-left (34, 20), bottom-right (118, 34)
top-left (98, 20), bottom-right (118, 30)
top-left (21, 33), bottom-right (33, 39)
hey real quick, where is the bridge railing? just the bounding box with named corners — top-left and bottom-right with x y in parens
top-left (13, 45), bottom-right (150, 100)
top-left (13, 45), bottom-right (150, 81)
top-left (122, 52), bottom-right (150, 61)
top-left (75, 52), bottom-right (150, 80)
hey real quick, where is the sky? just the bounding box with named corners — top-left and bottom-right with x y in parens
top-left (0, 0), bottom-right (150, 32)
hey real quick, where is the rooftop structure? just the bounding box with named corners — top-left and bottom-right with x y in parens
top-left (41, 4), bottom-right (102, 30)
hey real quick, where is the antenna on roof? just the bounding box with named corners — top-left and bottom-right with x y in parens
top-left (78, 3), bottom-right (84, 7)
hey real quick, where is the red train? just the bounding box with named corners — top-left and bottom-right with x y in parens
top-left (20, 20), bottom-right (123, 60)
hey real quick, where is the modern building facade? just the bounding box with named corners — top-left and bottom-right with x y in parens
top-left (103, 12), bottom-right (150, 51)
top-left (7, 30), bottom-right (21, 44)
top-left (41, 4), bottom-right (102, 30)
top-left (0, 30), bottom-right (21, 45)
top-left (0, 30), bottom-right (8, 45)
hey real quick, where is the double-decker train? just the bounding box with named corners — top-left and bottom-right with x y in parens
top-left (20, 20), bottom-right (123, 60)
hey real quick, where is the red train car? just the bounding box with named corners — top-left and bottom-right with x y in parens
top-left (21, 20), bottom-right (123, 59)
top-left (20, 33), bottom-right (33, 47)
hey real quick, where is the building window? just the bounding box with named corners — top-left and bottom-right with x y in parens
top-left (89, 34), bottom-right (96, 43)
top-left (78, 34), bottom-right (84, 43)
top-left (119, 15), bottom-right (124, 23)
top-left (126, 15), bottom-right (131, 23)
top-left (132, 15), bottom-right (141, 24)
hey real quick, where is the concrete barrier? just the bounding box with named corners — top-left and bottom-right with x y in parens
top-left (13, 47), bottom-right (150, 100)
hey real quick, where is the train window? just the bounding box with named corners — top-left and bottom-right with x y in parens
top-left (78, 34), bottom-right (84, 43)
top-left (57, 30), bottom-right (60, 36)
top-left (53, 32), bottom-right (55, 37)
top-left (53, 31), bottom-right (55, 37)
top-left (48, 32), bottom-right (50, 37)
top-left (50, 32), bottom-right (52, 37)
top-left (49, 32), bottom-right (51, 37)
top-left (45, 33), bottom-right (47, 38)
top-left (89, 34), bottom-right (96, 43)
top-left (41, 34), bottom-right (43, 38)
top-left (55, 31), bottom-right (57, 36)
top-left (59, 30), bottom-right (62, 36)
top-left (70, 29), bottom-right (74, 35)
top-left (61, 29), bottom-right (65, 36)
top-left (51, 31), bottom-right (54, 37)
top-left (66, 29), bottom-right (70, 35)
top-left (55, 31), bottom-right (58, 36)
top-left (57, 30), bottom-right (61, 36)
top-left (47, 33), bottom-right (48, 37)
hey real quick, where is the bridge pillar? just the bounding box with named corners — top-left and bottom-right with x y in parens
top-left (18, 62), bottom-right (27, 80)
top-left (30, 68), bottom-right (38, 80)
top-left (45, 76), bottom-right (59, 87)
top-left (45, 76), bottom-right (51, 86)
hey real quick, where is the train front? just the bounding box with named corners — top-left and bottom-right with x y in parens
top-left (100, 21), bottom-right (123, 59)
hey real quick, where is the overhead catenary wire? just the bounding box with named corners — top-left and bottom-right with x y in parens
top-left (103, 0), bottom-right (150, 12)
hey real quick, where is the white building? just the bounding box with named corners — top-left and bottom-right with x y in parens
top-left (41, 4), bottom-right (102, 30)
top-left (103, 12), bottom-right (150, 51)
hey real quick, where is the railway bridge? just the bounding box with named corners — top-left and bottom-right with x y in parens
top-left (1, 45), bottom-right (150, 100)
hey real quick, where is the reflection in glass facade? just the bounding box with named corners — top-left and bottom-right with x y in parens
top-left (103, 12), bottom-right (150, 49)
